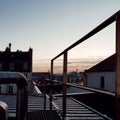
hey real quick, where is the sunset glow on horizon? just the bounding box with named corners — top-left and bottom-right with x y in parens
top-left (33, 56), bottom-right (108, 73)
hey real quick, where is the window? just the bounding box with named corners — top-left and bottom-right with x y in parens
top-left (23, 62), bottom-right (28, 70)
top-left (9, 62), bottom-right (14, 70)
top-left (8, 85), bottom-right (13, 93)
top-left (0, 86), bottom-right (1, 94)
top-left (85, 75), bottom-right (87, 86)
top-left (100, 76), bottom-right (105, 89)
top-left (0, 63), bottom-right (2, 70)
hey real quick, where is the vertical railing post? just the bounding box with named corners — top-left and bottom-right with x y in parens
top-left (44, 79), bottom-right (46, 110)
top-left (50, 60), bottom-right (53, 110)
top-left (116, 12), bottom-right (120, 120)
top-left (62, 51), bottom-right (67, 120)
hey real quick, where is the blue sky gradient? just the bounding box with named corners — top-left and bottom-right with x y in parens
top-left (0, 1), bottom-right (120, 72)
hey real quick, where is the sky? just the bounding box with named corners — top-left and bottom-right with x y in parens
top-left (0, 1), bottom-right (120, 73)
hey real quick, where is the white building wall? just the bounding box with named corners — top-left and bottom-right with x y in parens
top-left (1, 84), bottom-right (7, 93)
top-left (0, 84), bottom-right (17, 94)
top-left (0, 73), bottom-right (29, 94)
top-left (13, 84), bottom-right (17, 93)
top-left (86, 72), bottom-right (115, 92)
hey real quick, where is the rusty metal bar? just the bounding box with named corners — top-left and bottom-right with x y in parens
top-left (62, 52), bottom-right (67, 120)
top-left (115, 12), bottom-right (120, 120)
top-left (0, 72), bottom-right (28, 120)
top-left (52, 10), bottom-right (120, 61)
top-left (51, 10), bottom-right (120, 120)
top-left (50, 60), bottom-right (53, 110)
top-left (116, 12), bottom-right (120, 96)
top-left (44, 79), bottom-right (46, 110)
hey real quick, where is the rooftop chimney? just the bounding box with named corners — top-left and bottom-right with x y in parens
top-left (9, 43), bottom-right (11, 51)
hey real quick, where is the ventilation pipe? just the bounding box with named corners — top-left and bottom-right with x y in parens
top-left (0, 101), bottom-right (8, 120)
top-left (0, 72), bottom-right (28, 120)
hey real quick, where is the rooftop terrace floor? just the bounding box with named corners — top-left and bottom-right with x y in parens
top-left (0, 93), bottom-right (112, 120)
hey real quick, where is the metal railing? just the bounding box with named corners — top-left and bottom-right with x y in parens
top-left (50, 10), bottom-right (120, 120)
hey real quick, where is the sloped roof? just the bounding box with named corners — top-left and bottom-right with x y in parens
top-left (85, 54), bottom-right (116, 72)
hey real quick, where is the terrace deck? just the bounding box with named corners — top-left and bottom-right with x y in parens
top-left (0, 94), bottom-right (112, 120)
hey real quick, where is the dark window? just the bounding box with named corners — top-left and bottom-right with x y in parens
top-left (9, 63), bottom-right (14, 70)
top-left (85, 75), bottom-right (87, 86)
top-left (23, 62), bottom-right (28, 70)
top-left (0, 86), bottom-right (1, 94)
top-left (8, 85), bottom-right (13, 93)
top-left (0, 63), bottom-right (2, 70)
top-left (100, 76), bottom-right (105, 89)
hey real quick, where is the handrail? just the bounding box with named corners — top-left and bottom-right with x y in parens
top-left (52, 10), bottom-right (120, 61)
top-left (0, 72), bottom-right (28, 120)
top-left (50, 10), bottom-right (120, 120)
top-left (46, 79), bottom-right (115, 96)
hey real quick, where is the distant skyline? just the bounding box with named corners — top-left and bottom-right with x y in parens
top-left (0, 1), bottom-right (120, 72)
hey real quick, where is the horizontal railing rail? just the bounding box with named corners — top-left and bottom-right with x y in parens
top-left (46, 78), bottom-right (115, 96)
top-left (52, 10), bottom-right (120, 61)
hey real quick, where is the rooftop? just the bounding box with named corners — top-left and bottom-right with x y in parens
top-left (0, 93), bottom-right (112, 120)
top-left (85, 54), bottom-right (116, 72)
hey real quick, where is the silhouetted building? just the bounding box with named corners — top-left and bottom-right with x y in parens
top-left (0, 43), bottom-right (32, 72)
top-left (0, 43), bottom-right (33, 94)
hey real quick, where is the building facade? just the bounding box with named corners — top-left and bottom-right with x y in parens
top-left (0, 43), bottom-right (32, 94)
top-left (67, 71), bottom-right (84, 84)
top-left (84, 54), bottom-right (116, 92)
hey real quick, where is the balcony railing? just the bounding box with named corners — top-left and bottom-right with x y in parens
top-left (50, 10), bottom-right (120, 120)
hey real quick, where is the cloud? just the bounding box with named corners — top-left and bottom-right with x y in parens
top-left (33, 57), bottom-right (104, 72)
